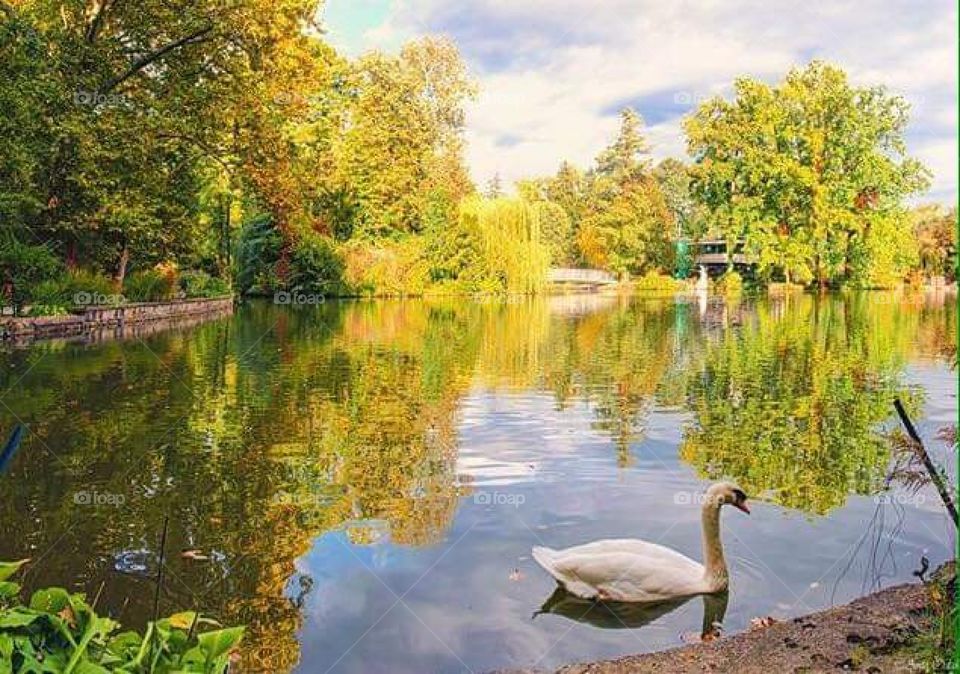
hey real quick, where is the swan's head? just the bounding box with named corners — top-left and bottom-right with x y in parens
top-left (705, 481), bottom-right (750, 514)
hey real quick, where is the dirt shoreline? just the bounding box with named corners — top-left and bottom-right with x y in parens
top-left (507, 576), bottom-right (945, 674)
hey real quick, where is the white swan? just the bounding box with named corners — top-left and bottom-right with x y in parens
top-left (532, 482), bottom-right (749, 602)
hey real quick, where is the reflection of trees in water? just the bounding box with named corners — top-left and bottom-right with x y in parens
top-left (679, 294), bottom-right (955, 515)
top-left (552, 303), bottom-right (678, 466)
top-left (469, 297), bottom-right (682, 466)
top-left (0, 293), bottom-right (953, 670)
top-left (0, 301), bottom-right (478, 671)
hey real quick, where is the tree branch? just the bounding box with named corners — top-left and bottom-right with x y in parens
top-left (893, 398), bottom-right (959, 529)
top-left (85, 0), bottom-right (112, 43)
top-left (100, 24), bottom-right (213, 93)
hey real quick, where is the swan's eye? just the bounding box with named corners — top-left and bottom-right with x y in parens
top-left (732, 488), bottom-right (747, 503)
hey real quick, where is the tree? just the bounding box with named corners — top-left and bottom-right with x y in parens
top-left (911, 204), bottom-right (957, 281)
top-left (329, 39), bottom-right (475, 238)
top-left (517, 162), bottom-right (588, 265)
top-left (2, 0), bottom-right (334, 283)
top-left (653, 158), bottom-right (706, 241)
top-left (596, 108), bottom-right (651, 181)
top-left (685, 61), bottom-right (930, 288)
top-left (578, 176), bottom-right (672, 276)
top-left (545, 161), bottom-right (588, 240)
top-left (577, 108), bottom-right (672, 275)
top-left (485, 173), bottom-right (504, 199)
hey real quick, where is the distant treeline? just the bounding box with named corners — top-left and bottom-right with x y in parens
top-left (0, 0), bottom-right (954, 311)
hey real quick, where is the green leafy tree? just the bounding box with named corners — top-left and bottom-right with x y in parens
top-left (595, 108), bottom-right (651, 181)
top-left (911, 204), bottom-right (957, 281)
top-left (333, 38), bottom-right (475, 237)
top-left (685, 61), bottom-right (930, 288)
top-left (653, 158), bottom-right (706, 241)
top-left (577, 109), bottom-right (673, 275)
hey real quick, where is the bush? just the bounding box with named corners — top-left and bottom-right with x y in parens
top-left (180, 270), bottom-right (231, 299)
top-left (0, 559), bottom-right (243, 672)
top-left (633, 271), bottom-right (683, 293)
top-left (124, 269), bottom-right (176, 302)
top-left (0, 240), bottom-right (63, 311)
top-left (343, 238), bottom-right (428, 297)
top-left (24, 279), bottom-right (70, 315)
top-left (234, 214), bottom-right (282, 295)
top-left (13, 269), bottom-right (119, 313)
top-left (289, 233), bottom-right (345, 296)
top-left (62, 270), bottom-right (118, 306)
top-left (715, 270), bottom-right (744, 296)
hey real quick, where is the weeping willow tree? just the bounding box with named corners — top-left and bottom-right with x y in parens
top-left (436, 197), bottom-right (550, 294)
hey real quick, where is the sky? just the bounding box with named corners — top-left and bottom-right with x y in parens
top-left (322, 0), bottom-right (958, 204)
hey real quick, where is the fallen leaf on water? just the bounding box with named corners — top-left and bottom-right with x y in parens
top-left (509, 568), bottom-right (523, 582)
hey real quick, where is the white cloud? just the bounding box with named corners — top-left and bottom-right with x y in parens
top-left (329, 0), bottom-right (958, 202)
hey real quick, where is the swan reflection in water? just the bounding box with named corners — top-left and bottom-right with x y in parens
top-left (535, 586), bottom-right (729, 639)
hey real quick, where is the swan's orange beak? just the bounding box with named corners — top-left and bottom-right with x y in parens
top-left (734, 501), bottom-right (750, 515)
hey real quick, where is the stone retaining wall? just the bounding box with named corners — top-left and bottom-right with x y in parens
top-left (1, 296), bottom-right (234, 344)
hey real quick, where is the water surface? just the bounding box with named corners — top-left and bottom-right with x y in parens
top-left (0, 292), bottom-right (955, 673)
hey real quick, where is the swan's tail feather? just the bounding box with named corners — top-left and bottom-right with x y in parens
top-left (532, 546), bottom-right (596, 599)
top-left (532, 546), bottom-right (559, 576)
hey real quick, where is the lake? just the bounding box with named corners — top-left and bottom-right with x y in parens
top-left (0, 291), bottom-right (955, 673)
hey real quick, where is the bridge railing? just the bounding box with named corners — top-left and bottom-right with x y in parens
top-left (547, 268), bottom-right (618, 285)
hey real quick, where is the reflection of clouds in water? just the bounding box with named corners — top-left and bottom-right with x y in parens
top-left (456, 392), bottom-right (620, 489)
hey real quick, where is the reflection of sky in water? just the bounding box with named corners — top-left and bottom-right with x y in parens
top-left (293, 389), bottom-right (953, 674)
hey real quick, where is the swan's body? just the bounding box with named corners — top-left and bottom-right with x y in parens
top-left (532, 482), bottom-right (749, 603)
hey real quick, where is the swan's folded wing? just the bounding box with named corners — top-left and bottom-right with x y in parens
top-left (554, 548), bottom-right (705, 602)
top-left (563, 539), bottom-right (701, 567)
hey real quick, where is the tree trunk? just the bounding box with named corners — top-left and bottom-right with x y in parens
top-left (222, 194), bottom-right (232, 273)
top-left (815, 253), bottom-right (827, 292)
top-left (113, 242), bottom-right (129, 289)
top-left (65, 241), bottom-right (78, 271)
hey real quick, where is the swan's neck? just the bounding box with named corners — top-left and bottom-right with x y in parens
top-left (701, 503), bottom-right (728, 591)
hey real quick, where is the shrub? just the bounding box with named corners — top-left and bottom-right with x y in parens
top-left (180, 270), bottom-right (231, 299)
top-left (0, 559), bottom-right (243, 672)
top-left (62, 270), bottom-right (120, 307)
top-left (715, 270), bottom-right (743, 296)
top-left (0, 240), bottom-right (63, 311)
top-left (342, 238), bottom-right (428, 297)
top-left (23, 279), bottom-right (70, 315)
top-left (289, 233), bottom-right (345, 296)
top-left (155, 261), bottom-right (179, 291)
top-left (124, 269), bottom-right (175, 302)
top-left (633, 271), bottom-right (683, 293)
